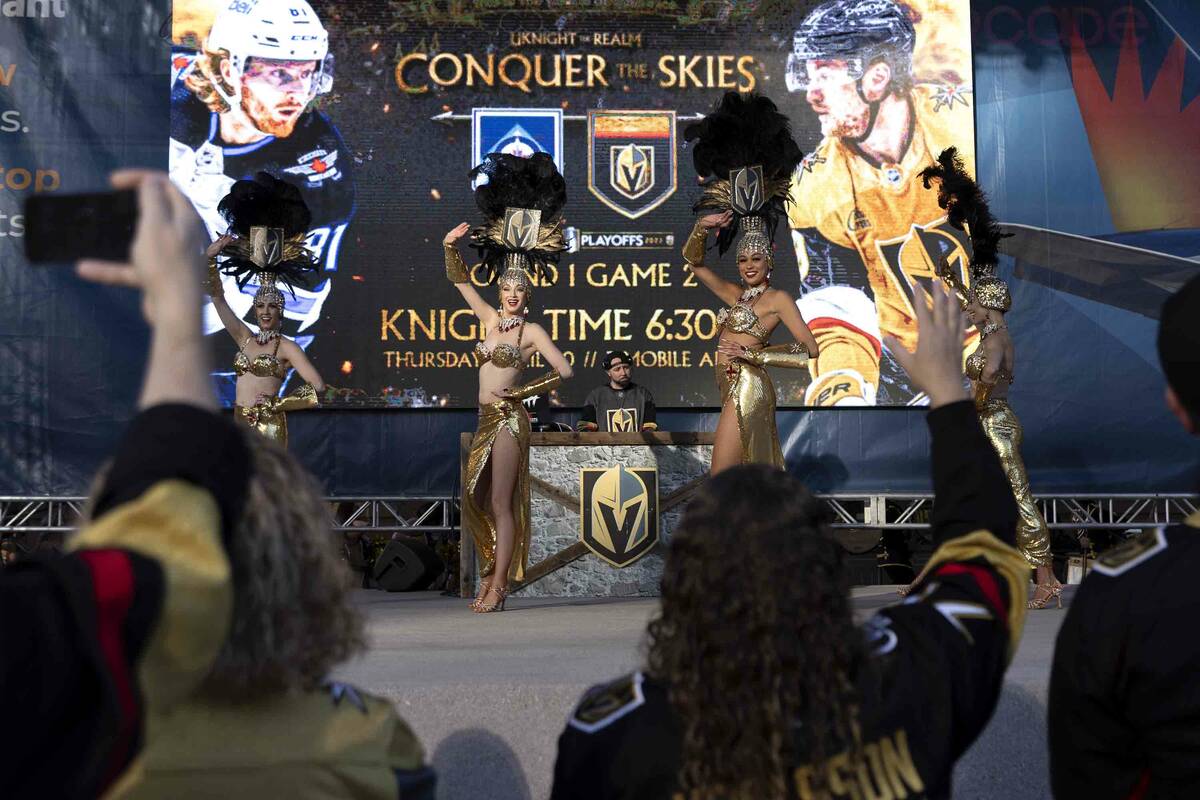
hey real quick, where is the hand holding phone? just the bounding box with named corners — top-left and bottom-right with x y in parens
top-left (25, 189), bottom-right (139, 264)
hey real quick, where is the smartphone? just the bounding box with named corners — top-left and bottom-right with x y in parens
top-left (24, 190), bottom-right (138, 264)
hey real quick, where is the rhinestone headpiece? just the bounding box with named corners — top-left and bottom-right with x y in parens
top-left (971, 276), bottom-right (1011, 313)
top-left (735, 215), bottom-right (772, 264)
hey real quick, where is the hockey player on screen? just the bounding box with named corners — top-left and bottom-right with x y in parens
top-left (170, 0), bottom-right (355, 346)
top-left (786, 0), bottom-right (975, 406)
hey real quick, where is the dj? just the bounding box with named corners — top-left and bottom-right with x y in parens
top-left (577, 351), bottom-right (658, 433)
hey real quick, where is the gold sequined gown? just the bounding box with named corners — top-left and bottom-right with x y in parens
top-left (462, 335), bottom-right (562, 584)
top-left (966, 344), bottom-right (1051, 567)
top-left (714, 299), bottom-right (809, 469)
top-left (230, 336), bottom-right (318, 446)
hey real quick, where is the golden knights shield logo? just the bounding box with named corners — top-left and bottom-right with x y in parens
top-left (730, 165), bottom-right (765, 215)
top-left (606, 407), bottom-right (638, 432)
top-left (502, 207), bottom-right (542, 250)
top-left (588, 110), bottom-right (676, 219)
top-left (579, 466), bottom-right (659, 567)
top-left (611, 144), bottom-right (654, 200)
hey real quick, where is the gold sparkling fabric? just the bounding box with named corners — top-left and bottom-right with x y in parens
top-left (978, 398), bottom-right (1051, 567)
top-left (235, 404), bottom-right (288, 445)
top-left (231, 383), bottom-right (318, 447)
top-left (463, 399), bottom-right (532, 582)
top-left (715, 360), bottom-right (784, 469)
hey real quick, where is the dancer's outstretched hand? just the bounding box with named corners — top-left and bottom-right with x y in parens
top-left (699, 210), bottom-right (732, 230)
top-left (884, 284), bottom-right (969, 408)
top-left (443, 222), bottom-right (470, 246)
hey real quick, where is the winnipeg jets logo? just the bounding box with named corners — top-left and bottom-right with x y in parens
top-left (932, 84), bottom-right (972, 112)
top-left (283, 148), bottom-right (341, 184)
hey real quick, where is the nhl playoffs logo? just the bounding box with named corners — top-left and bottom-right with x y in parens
top-left (730, 165), bottom-right (764, 215)
top-left (579, 466), bottom-right (659, 567)
top-left (588, 110), bottom-right (676, 220)
top-left (502, 207), bottom-right (541, 251)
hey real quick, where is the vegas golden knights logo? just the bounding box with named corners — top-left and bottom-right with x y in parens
top-left (579, 466), bottom-right (659, 567)
top-left (587, 110), bottom-right (676, 220)
top-left (502, 207), bottom-right (541, 251)
top-left (611, 143), bottom-right (654, 200)
top-left (250, 225), bottom-right (285, 267)
top-left (606, 407), bottom-right (638, 432)
top-left (730, 165), bottom-right (764, 215)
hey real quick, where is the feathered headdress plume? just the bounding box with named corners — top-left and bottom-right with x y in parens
top-left (919, 148), bottom-right (1013, 311)
top-left (467, 152), bottom-right (567, 285)
top-left (214, 171), bottom-right (317, 301)
top-left (684, 91), bottom-right (804, 255)
top-left (918, 148), bottom-right (1010, 271)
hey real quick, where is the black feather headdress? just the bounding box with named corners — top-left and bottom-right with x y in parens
top-left (918, 148), bottom-right (1010, 272)
top-left (214, 171), bottom-right (317, 296)
top-left (684, 91), bottom-right (804, 255)
top-left (467, 152), bottom-right (567, 284)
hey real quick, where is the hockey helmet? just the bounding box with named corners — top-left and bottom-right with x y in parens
top-left (206, 0), bottom-right (332, 96)
top-left (785, 0), bottom-right (915, 92)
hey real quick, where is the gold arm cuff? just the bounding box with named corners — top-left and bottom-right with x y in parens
top-left (744, 343), bottom-right (810, 369)
top-left (682, 220), bottom-right (709, 268)
top-left (508, 370), bottom-right (563, 401)
top-left (445, 244), bottom-right (470, 284)
top-left (205, 258), bottom-right (223, 298)
top-left (271, 382), bottom-right (320, 414)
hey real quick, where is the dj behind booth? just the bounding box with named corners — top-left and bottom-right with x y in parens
top-left (575, 351), bottom-right (658, 433)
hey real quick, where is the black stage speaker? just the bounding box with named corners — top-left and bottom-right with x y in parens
top-left (371, 537), bottom-right (445, 592)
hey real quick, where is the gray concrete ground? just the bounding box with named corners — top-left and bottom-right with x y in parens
top-left (336, 586), bottom-right (1071, 800)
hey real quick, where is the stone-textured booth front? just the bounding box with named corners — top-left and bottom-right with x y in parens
top-left (459, 432), bottom-right (714, 598)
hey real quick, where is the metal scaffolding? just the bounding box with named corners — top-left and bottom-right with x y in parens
top-left (3, 493), bottom-right (1195, 539)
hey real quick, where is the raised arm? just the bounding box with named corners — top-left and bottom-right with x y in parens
top-left (682, 211), bottom-right (742, 307)
top-left (279, 338), bottom-right (326, 392)
top-left (444, 222), bottom-right (500, 329)
top-left (205, 236), bottom-right (255, 346)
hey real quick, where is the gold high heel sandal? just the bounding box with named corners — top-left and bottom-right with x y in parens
top-left (1027, 582), bottom-right (1063, 610)
top-left (475, 585), bottom-right (509, 613)
top-left (469, 579), bottom-right (490, 611)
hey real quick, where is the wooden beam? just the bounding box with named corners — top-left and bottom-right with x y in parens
top-left (529, 431), bottom-right (715, 446)
top-left (511, 542), bottom-right (591, 592)
top-left (531, 476), bottom-right (580, 510)
top-left (662, 476), bottom-right (706, 511)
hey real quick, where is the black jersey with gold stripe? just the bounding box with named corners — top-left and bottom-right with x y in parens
top-left (551, 402), bottom-right (1028, 800)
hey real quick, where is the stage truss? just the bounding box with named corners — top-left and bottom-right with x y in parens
top-left (2, 493), bottom-right (1195, 541)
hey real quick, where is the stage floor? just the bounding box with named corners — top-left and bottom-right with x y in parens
top-left (336, 586), bottom-right (1070, 800)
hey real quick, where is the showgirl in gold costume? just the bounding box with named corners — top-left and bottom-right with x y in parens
top-left (682, 93), bottom-right (820, 474)
top-left (207, 172), bottom-right (324, 446)
top-left (205, 172), bottom-right (324, 448)
top-left (445, 152), bottom-right (573, 613)
top-left (921, 148), bottom-right (1060, 609)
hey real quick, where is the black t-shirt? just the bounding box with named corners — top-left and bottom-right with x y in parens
top-left (1049, 517), bottom-right (1200, 800)
top-left (579, 384), bottom-right (657, 432)
top-left (550, 402), bottom-right (1028, 800)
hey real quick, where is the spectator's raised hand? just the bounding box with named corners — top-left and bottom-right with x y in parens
top-left (884, 284), bottom-right (970, 408)
top-left (76, 170), bottom-right (208, 334)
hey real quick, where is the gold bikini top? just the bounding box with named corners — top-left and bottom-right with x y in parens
top-left (475, 322), bottom-right (525, 369)
top-left (234, 337), bottom-right (287, 379)
top-left (717, 298), bottom-right (770, 344)
top-left (965, 346), bottom-right (1014, 385)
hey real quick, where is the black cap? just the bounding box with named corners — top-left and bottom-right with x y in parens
top-left (603, 350), bottom-right (633, 371)
top-left (1158, 274), bottom-right (1200, 419)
